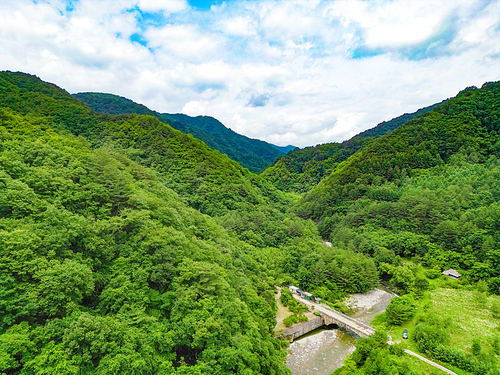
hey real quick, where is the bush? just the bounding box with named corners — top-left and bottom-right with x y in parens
top-left (425, 268), bottom-right (442, 279)
top-left (283, 314), bottom-right (298, 327)
top-left (280, 287), bottom-right (294, 306)
top-left (471, 339), bottom-right (481, 356)
top-left (385, 294), bottom-right (416, 325)
top-left (413, 277), bottom-right (429, 298)
top-left (491, 300), bottom-right (500, 320)
top-left (389, 344), bottom-right (405, 356)
top-left (289, 301), bottom-right (308, 314)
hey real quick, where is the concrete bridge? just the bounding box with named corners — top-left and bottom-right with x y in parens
top-left (292, 294), bottom-right (376, 337)
top-left (289, 294), bottom-right (458, 375)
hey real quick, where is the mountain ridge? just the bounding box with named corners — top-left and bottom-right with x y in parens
top-left (72, 92), bottom-right (288, 172)
top-left (3, 71), bottom-right (500, 375)
top-left (261, 100), bottom-right (445, 193)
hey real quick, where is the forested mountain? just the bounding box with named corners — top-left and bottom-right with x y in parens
top-left (262, 101), bottom-right (443, 193)
top-left (0, 71), bottom-right (381, 375)
top-left (0, 108), bottom-right (288, 374)
top-left (354, 101), bottom-right (445, 139)
top-left (73, 92), bottom-right (286, 173)
top-left (292, 83), bottom-right (500, 374)
top-left (296, 82), bottom-right (500, 286)
top-left (271, 144), bottom-right (296, 154)
top-left (4, 71), bottom-right (500, 375)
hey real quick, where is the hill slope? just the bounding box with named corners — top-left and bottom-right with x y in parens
top-left (261, 101), bottom-right (443, 193)
top-left (294, 82), bottom-right (500, 374)
top-left (0, 96), bottom-right (291, 375)
top-left (1, 72), bottom-right (317, 249)
top-left (73, 92), bottom-right (286, 172)
top-left (0, 70), bottom-right (385, 375)
top-left (294, 82), bottom-right (500, 282)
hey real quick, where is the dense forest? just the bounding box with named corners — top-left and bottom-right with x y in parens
top-left (0, 71), bottom-right (380, 374)
top-left (73, 92), bottom-right (286, 173)
top-left (261, 101), bottom-right (443, 193)
top-left (2, 71), bottom-right (500, 374)
top-left (297, 83), bottom-right (500, 374)
top-left (296, 82), bottom-right (500, 289)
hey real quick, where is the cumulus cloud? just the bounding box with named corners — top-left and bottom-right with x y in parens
top-left (219, 16), bottom-right (256, 36)
top-left (144, 24), bottom-right (223, 61)
top-left (137, 0), bottom-right (187, 13)
top-left (0, 0), bottom-right (499, 148)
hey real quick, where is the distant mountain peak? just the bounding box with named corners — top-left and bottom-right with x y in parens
top-left (73, 92), bottom-right (285, 172)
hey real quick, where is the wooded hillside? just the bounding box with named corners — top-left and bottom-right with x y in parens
top-left (262, 101), bottom-right (443, 193)
top-left (73, 92), bottom-right (286, 173)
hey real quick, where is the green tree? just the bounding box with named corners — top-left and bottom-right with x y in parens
top-left (385, 294), bottom-right (416, 325)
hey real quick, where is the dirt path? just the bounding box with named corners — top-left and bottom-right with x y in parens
top-left (274, 287), bottom-right (316, 332)
top-left (275, 287), bottom-right (290, 331)
top-left (404, 350), bottom-right (458, 375)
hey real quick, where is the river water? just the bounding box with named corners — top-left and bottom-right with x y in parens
top-left (286, 288), bottom-right (394, 375)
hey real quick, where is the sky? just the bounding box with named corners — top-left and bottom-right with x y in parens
top-left (1, 0), bottom-right (500, 148)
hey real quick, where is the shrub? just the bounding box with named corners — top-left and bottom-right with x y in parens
top-left (413, 277), bottom-right (429, 298)
top-left (389, 344), bottom-right (405, 357)
top-left (280, 288), bottom-right (293, 306)
top-left (385, 294), bottom-right (416, 325)
top-left (298, 315), bottom-right (309, 322)
top-left (283, 314), bottom-right (298, 327)
top-left (425, 268), bottom-right (442, 279)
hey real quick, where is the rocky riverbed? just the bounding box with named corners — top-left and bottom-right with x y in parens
top-left (286, 288), bottom-right (393, 375)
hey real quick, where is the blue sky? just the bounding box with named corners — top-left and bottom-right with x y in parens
top-left (1, 0), bottom-right (500, 147)
top-left (188, 0), bottom-right (223, 10)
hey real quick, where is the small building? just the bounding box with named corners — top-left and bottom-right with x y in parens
top-left (288, 285), bottom-right (299, 294)
top-left (296, 289), bottom-right (304, 298)
top-left (303, 292), bottom-right (313, 301)
top-left (442, 269), bottom-right (461, 279)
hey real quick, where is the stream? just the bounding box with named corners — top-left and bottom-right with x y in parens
top-left (286, 288), bottom-right (394, 375)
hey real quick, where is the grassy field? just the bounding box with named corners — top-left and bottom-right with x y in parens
top-left (430, 288), bottom-right (499, 352)
top-left (371, 267), bottom-right (500, 374)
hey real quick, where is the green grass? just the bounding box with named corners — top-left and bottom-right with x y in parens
top-left (429, 288), bottom-right (499, 352)
top-left (372, 272), bottom-right (500, 373)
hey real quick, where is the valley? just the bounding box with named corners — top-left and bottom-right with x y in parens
top-left (1, 71), bottom-right (500, 375)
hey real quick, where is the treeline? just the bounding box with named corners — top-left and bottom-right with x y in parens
top-left (4, 71), bottom-right (496, 374)
top-left (73, 92), bottom-right (285, 173)
top-left (0, 72), bottom-right (304, 249)
top-left (0, 107), bottom-right (290, 374)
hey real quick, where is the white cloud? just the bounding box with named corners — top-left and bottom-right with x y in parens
top-left (326, 0), bottom-right (448, 48)
top-left (138, 0), bottom-right (187, 13)
top-left (0, 0), bottom-right (499, 149)
top-left (260, 1), bottom-right (320, 40)
top-left (220, 16), bottom-right (256, 36)
top-left (144, 24), bottom-right (223, 60)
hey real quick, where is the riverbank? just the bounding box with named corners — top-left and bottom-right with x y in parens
top-left (274, 287), bottom-right (317, 332)
top-left (286, 288), bottom-right (394, 375)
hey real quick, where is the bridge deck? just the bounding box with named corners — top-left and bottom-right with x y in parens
top-left (293, 294), bottom-right (376, 337)
top-left (292, 294), bottom-right (457, 374)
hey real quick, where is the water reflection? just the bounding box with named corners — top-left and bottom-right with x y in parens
top-left (287, 288), bottom-right (393, 375)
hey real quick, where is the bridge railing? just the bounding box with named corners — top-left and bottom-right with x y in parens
top-left (294, 294), bottom-right (376, 333)
top-left (319, 303), bottom-right (376, 332)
